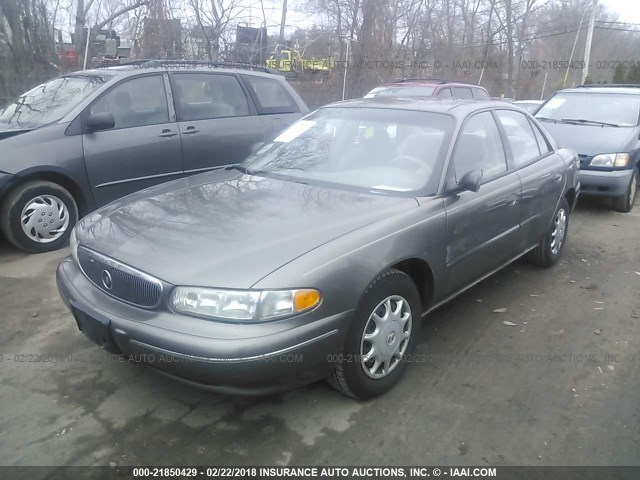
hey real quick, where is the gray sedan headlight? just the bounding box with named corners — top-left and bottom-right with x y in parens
top-left (170, 287), bottom-right (321, 322)
top-left (590, 153), bottom-right (630, 167)
top-left (70, 227), bottom-right (79, 264)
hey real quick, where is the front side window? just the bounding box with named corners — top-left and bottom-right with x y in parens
top-left (90, 75), bottom-right (169, 130)
top-left (173, 73), bottom-right (249, 121)
top-left (496, 110), bottom-right (541, 166)
top-left (0, 75), bottom-right (111, 129)
top-left (452, 111), bottom-right (507, 181)
top-left (437, 88), bottom-right (453, 97)
top-left (243, 107), bottom-right (455, 195)
top-left (243, 75), bottom-right (298, 113)
top-left (536, 92), bottom-right (640, 127)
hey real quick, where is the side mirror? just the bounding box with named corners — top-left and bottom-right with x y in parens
top-left (457, 169), bottom-right (483, 193)
top-left (86, 112), bottom-right (115, 132)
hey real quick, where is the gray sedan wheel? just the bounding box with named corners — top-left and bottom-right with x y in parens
top-left (525, 198), bottom-right (569, 268)
top-left (329, 268), bottom-right (421, 399)
top-left (0, 181), bottom-right (78, 253)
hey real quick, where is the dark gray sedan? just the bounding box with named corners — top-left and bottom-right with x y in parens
top-left (56, 98), bottom-right (580, 399)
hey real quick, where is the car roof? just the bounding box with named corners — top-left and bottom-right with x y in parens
top-left (66, 62), bottom-right (282, 79)
top-left (558, 84), bottom-right (640, 95)
top-left (322, 96), bottom-right (517, 118)
top-left (379, 79), bottom-right (486, 89)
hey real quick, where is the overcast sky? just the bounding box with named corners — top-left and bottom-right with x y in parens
top-left (601, 0), bottom-right (640, 23)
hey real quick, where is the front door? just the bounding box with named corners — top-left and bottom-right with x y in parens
top-left (444, 111), bottom-right (523, 293)
top-left (83, 74), bottom-right (182, 206)
top-left (171, 72), bottom-right (266, 174)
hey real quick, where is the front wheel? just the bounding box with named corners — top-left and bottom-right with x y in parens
top-left (328, 269), bottom-right (421, 399)
top-left (525, 198), bottom-right (569, 268)
top-left (0, 181), bottom-right (78, 253)
top-left (612, 169), bottom-right (638, 213)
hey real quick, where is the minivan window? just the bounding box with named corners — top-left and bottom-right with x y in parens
top-left (173, 73), bottom-right (249, 121)
top-left (496, 110), bottom-right (540, 166)
top-left (536, 92), bottom-right (640, 127)
top-left (243, 75), bottom-right (298, 113)
top-left (90, 75), bottom-right (169, 130)
top-left (0, 75), bottom-right (111, 129)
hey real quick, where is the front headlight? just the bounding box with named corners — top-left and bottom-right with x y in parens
top-left (170, 287), bottom-right (321, 322)
top-left (70, 227), bottom-right (79, 264)
top-left (590, 153), bottom-right (630, 167)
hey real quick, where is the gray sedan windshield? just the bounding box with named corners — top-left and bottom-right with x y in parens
top-left (535, 92), bottom-right (640, 127)
top-left (0, 75), bottom-right (110, 128)
top-left (244, 107), bottom-right (454, 194)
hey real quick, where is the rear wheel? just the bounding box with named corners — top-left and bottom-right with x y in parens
top-left (525, 198), bottom-right (569, 268)
top-left (0, 181), bottom-right (78, 253)
top-left (328, 269), bottom-right (421, 399)
top-left (612, 169), bottom-right (638, 213)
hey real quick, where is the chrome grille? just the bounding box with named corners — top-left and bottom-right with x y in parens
top-left (78, 247), bottom-right (163, 308)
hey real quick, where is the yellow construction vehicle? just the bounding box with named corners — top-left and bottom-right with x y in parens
top-left (265, 46), bottom-right (335, 76)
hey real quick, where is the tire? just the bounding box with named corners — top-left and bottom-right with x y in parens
top-left (328, 269), bottom-right (421, 399)
top-left (612, 169), bottom-right (638, 213)
top-left (0, 181), bottom-right (78, 253)
top-left (525, 198), bottom-right (570, 268)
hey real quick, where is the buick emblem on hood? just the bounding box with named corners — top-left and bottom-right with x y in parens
top-left (101, 270), bottom-right (113, 290)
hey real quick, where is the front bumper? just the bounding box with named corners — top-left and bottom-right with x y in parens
top-left (578, 168), bottom-right (633, 197)
top-left (56, 256), bottom-right (351, 395)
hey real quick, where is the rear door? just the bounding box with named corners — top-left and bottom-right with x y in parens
top-left (171, 72), bottom-right (266, 174)
top-left (495, 109), bottom-right (565, 245)
top-left (82, 74), bottom-right (182, 206)
top-left (443, 111), bottom-right (523, 293)
top-left (241, 74), bottom-right (303, 138)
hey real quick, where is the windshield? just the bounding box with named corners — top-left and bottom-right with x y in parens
top-left (0, 75), bottom-right (111, 129)
top-left (535, 92), bottom-right (640, 127)
top-left (364, 86), bottom-right (437, 98)
top-left (243, 107), bottom-right (454, 195)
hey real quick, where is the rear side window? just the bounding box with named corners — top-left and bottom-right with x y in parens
top-left (452, 87), bottom-right (473, 99)
top-left (172, 73), bottom-right (249, 121)
top-left (472, 88), bottom-right (490, 99)
top-left (495, 110), bottom-right (541, 166)
top-left (437, 88), bottom-right (452, 97)
top-left (243, 75), bottom-right (298, 114)
top-left (530, 120), bottom-right (552, 155)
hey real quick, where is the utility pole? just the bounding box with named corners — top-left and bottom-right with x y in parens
top-left (582, 0), bottom-right (597, 84)
top-left (278, 0), bottom-right (287, 46)
top-left (564, 7), bottom-right (587, 87)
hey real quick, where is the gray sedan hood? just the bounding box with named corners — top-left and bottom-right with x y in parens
top-left (77, 169), bottom-right (417, 288)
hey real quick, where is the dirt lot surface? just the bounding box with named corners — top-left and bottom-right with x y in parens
top-left (0, 197), bottom-right (639, 467)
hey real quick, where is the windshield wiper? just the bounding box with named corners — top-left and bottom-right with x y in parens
top-left (226, 164), bottom-right (253, 174)
top-left (560, 118), bottom-right (622, 127)
top-left (535, 116), bottom-right (557, 123)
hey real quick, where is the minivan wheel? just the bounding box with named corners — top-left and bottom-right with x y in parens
top-left (0, 181), bottom-right (78, 253)
top-left (612, 169), bottom-right (638, 213)
top-left (525, 198), bottom-right (570, 268)
top-left (328, 269), bottom-right (421, 399)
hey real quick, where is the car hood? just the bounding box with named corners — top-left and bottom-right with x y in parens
top-left (76, 169), bottom-right (418, 288)
top-left (540, 121), bottom-right (636, 156)
top-left (0, 123), bottom-right (34, 140)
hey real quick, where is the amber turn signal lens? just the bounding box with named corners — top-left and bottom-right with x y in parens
top-left (294, 289), bottom-right (321, 312)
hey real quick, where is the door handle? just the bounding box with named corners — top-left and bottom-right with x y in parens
top-left (158, 129), bottom-right (177, 138)
top-left (182, 126), bottom-right (200, 135)
top-left (507, 194), bottom-right (519, 206)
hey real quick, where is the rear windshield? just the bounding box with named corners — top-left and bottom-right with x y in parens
top-left (0, 75), bottom-right (111, 129)
top-left (364, 86), bottom-right (437, 98)
top-left (536, 92), bottom-right (640, 127)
